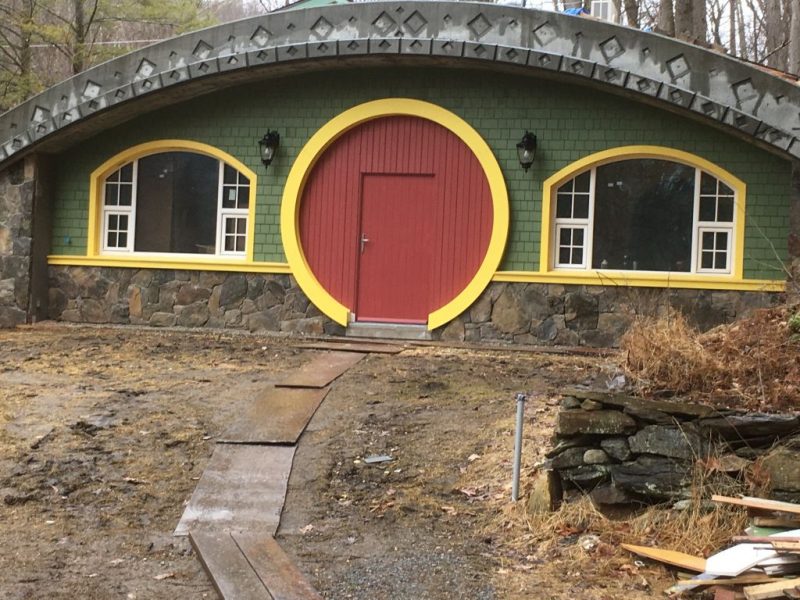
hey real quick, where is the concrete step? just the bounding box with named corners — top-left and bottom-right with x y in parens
top-left (346, 322), bottom-right (432, 341)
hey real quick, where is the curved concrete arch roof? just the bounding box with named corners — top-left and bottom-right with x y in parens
top-left (2, 0), bottom-right (800, 166)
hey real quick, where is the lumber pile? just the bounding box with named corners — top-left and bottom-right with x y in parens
top-left (622, 495), bottom-right (800, 599)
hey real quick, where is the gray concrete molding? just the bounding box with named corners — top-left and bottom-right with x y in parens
top-left (2, 0), bottom-right (800, 166)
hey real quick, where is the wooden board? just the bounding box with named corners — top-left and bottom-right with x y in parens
top-left (713, 495), bottom-right (800, 516)
top-left (219, 387), bottom-right (330, 445)
top-left (684, 575), bottom-right (780, 586)
top-left (233, 533), bottom-right (323, 600)
top-left (705, 529), bottom-right (800, 577)
top-left (189, 529), bottom-right (271, 600)
top-left (743, 577), bottom-right (800, 600)
top-left (293, 341), bottom-right (404, 354)
top-left (621, 543), bottom-right (707, 572)
top-left (276, 352), bottom-right (364, 389)
top-left (175, 445), bottom-right (295, 536)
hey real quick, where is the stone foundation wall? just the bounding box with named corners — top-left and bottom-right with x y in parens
top-left (0, 159), bottom-right (35, 327)
top-left (48, 267), bottom-right (343, 336)
top-left (46, 267), bottom-right (781, 345)
top-left (436, 282), bottom-right (780, 347)
top-left (545, 390), bottom-right (800, 506)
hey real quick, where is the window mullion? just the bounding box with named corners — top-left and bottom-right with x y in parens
top-left (690, 168), bottom-right (701, 274)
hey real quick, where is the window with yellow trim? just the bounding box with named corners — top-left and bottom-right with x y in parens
top-left (101, 151), bottom-right (251, 257)
top-left (551, 158), bottom-right (736, 275)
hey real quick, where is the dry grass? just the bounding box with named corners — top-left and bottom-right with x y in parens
top-left (621, 306), bottom-right (800, 412)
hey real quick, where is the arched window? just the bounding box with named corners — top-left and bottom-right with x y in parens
top-left (549, 155), bottom-right (738, 275)
top-left (100, 149), bottom-right (251, 257)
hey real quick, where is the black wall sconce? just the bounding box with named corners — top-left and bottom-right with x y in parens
top-left (516, 131), bottom-right (537, 172)
top-left (258, 130), bottom-right (280, 169)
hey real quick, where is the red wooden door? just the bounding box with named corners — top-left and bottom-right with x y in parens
top-left (356, 174), bottom-right (436, 323)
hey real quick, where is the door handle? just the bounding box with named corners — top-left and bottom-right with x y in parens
top-left (360, 233), bottom-right (370, 253)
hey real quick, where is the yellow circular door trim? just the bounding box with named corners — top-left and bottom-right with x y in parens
top-left (280, 98), bottom-right (509, 329)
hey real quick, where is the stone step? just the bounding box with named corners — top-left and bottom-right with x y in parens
top-left (346, 322), bottom-right (432, 341)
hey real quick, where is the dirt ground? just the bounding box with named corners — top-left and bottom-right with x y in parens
top-left (0, 324), bottom-right (674, 599)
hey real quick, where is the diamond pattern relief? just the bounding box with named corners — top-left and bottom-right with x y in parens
top-left (136, 59), bottom-right (156, 79)
top-left (666, 54), bottom-right (690, 82)
top-left (372, 11), bottom-right (397, 36)
top-left (311, 16), bottom-right (334, 39)
top-left (83, 81), bottom-right (101, 99)
top-left (251, 26), bottom-right (271, 46)
top-left (404, 10), bottom-right (427, 34)
top-left (193, 40), bottom-right (213, 60)
top-left (732, 78), bottom-right (759, 106)
top-left (532, 21), bottom-right (557, 47)
top-left (599, 36), bottom-right (623, 62)
top-left (468, 13), bottom-right (492, 39)
top-left (31, 106), bottom-right (50, 123)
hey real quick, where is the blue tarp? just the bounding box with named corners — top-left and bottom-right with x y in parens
top-left (563, 7), bottom-right (589, 15)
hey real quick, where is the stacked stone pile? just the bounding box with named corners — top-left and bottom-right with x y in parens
top-left (545, 389), bottom-right (800, 506)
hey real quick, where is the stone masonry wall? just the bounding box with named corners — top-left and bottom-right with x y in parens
top-left (0, 159), bottom-right (35, 327)
top-left (545, 390), bottom-right (800, 506)
top-left (47, 267), bottom-right (781, 346)
top-left (48, 267), bottom-right (343, 336)
top-left (436, 282), bottom-right (780, 347)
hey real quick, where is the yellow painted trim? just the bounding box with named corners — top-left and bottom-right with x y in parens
top-left (540, 145), bottom-right (747, 280)
top-left (281, 98), bottom-right (509, 329)
top-left (493, 270), bottom-right (785, 292)
top-left (48, 254), bottom-right (291, 273)
top-left (88, 139), bottom-right (258, 261)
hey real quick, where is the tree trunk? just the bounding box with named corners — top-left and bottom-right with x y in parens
top-left (692, 0), bottom-right (707, 45)
top-left (674, 0), bottom-right (693, 41)
top-left (765, 0), bottom-right (787, 69)
top-left (71, 0), bottom-right (86, 74)
top-left (623, 0), bottom-right (639, 27)
top-left (789, 0), bottom-right (800, 73)
top-left (729, 0), bottom-right (737, 55)
top-left (657, 0), bottom-right (675, 36)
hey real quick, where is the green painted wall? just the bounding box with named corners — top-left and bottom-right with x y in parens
top-left (51, 67), bottom-right (791, 280)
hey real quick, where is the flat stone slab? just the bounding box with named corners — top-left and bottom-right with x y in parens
top-left (566, 389), bottom-right (716, 418)
top-left (556, 409), bottom-right (637, 436)
top-left (219, 387), bottom-right (330, 445)
top-left (175, 445), bottom-right (295, 536)
top-left (276, 351), bottom-right (364, 388)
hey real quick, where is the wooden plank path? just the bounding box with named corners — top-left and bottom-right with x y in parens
top-left (293, 341), bottom-right (404, 354)
top-left (175, 445), bottom-right (296, 537)
top-left (219, 387), bottom-right (330, 445)
top-left (180, 349), bottom-right (370, 598)
top-left (276, 351), bottom-right (364, 388)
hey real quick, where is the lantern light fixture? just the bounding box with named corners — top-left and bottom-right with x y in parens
top-left (258, 130), bottom-right (280, 169)
top-left (516, 131), bottom-right (537, 172)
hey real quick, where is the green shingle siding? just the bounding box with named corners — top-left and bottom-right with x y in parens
top-left (51, 67), bottom-right (791, 281)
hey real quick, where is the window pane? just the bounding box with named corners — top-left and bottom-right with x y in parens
top-left (574, 194), bottom-right (589, 219)
top-left (715, 231), bottom-right (728, 250)
top-left (714, 252), bottom-right (727, 270)
top-left (559, 228), bottom-right (572, 245)
top-left (719, 181), bottom-right (734, 196)
top-left (574, 171), bottom-right (591, 193)
top-left (107, 232), bottom-right (116, 247)
top-left (224, 236), bottom-right (235, 252)
top-left (223, 164), bottom-right (237, 184)
top-left (105, 183), bottom-right (118, 206)
top-left (235, 235), bottom-right (245, 252)
top-left (592, 159), bottom-right (693, 271)
top-left (225, 218), bottom-right (236, 234)
top-left (556, 194), bottom-right (572, 218)
top-left (118, 214), bottom-right (128, 229)
top-left (120, 163), bottom-right (134, 182)
top-left (222, 186), bottom-right (237, 209)
top-left (702, 231), bottom-right (714, 250)
top-left (700, 172), bottom-right (717, 195)
top-left (118, 184), bottom-right (132, 206)
top-left (238, 186), bottom-right (250, 209)
top-left (134, 152), bottom-right (219, 253)
top-left (118, 232), bottom-right (127, 247)
top-left (699, 197), bottom-right (716, 221)
top-left (701, 252), bottom-right (713, 269)
top-left (572, 248), bottom-right (583, 264)
top-left (556, 180), bottom-right (574, 195)
top-left (559, 248), bottom-right (570, 264)
top-left (109, 214), bottom-right (118, 229)
top-left (717, 198), bottom-right (734, 222)
top-left (573, 228), bottom-right (584, 245)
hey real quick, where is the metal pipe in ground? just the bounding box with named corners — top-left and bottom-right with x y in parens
top-left (511, 392), bottom-right (527, 502)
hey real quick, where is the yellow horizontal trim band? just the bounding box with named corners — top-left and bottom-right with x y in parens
top-left (493, 270), bottom-right (785, 292)
top-left (47, 255), bottom-right (292, 274)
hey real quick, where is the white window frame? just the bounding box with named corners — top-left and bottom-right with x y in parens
top-left (591, 0), bottom-right (617, 22)
top-left (551, 162), bottom-right (737, 275)
top-left (101, 161), bottom-right (137, 253)
top-left (100, 154), bottom-right (250, 258)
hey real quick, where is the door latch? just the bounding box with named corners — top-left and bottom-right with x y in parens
top-left (360, 233), bottom-right (370, 253)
